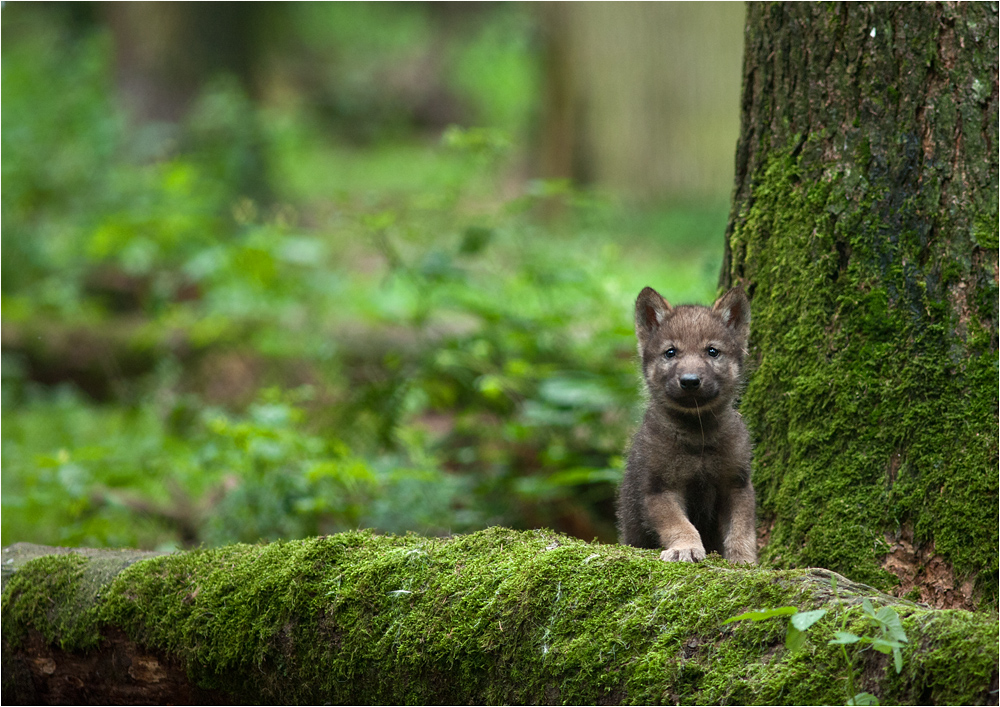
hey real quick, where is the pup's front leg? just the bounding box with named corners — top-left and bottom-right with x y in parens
top-left (646, 490), bottom-right (705, 562)
top-left (720, 480), bottom-right (757, 564)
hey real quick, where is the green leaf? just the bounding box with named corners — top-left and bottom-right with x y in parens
top-left (848, 692), bottom-right (879, 706)
top-left (459, 226), bottom-right (493, 255)
top-left (362, 210), bottom-right (397, 231)
top-left (785, 625), bottom-right (807, 652)
top-left (874, 606), bottom-right (896, 624)
top-left (544, 467), bottom-right (622, 487)
top-left (861, 598), bottom-right (876, 618)
top-left (871, 637), bottom-right (905, 654)
top-left (875, 607), bottom-right (908, 643)
top-left (790, 609), bottom-right (827, 631)
top-left (723, 606), bottom-right (799, 624)
top-left (537, 375), bottom-right (619, 411)
top-left (829, 631), bottom-right (862, 645)
top-left (893, 647), bottom-right (903, 674)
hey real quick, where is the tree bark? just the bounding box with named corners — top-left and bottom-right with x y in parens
top-left (3, 532), bottom-right (997, 706)
top-left (721, 3), bottom-right (998, 610)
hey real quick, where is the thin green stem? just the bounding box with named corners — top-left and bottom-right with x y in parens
top-left (831, 576), bottom-right (859, 704)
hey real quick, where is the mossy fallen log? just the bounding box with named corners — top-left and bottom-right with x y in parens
top-left (2, 528), bottom-right (997, 705)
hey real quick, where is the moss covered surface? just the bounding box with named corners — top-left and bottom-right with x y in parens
top-left (732, 145), bottom-right (998, 598)
top-left (3, 529), bottom-right (998, 705)
top-left (724, 4), bottom-right (998, 605)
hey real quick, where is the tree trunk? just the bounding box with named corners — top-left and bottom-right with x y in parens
top-left (536, 2), bottom-right (746, 202)
top-left (99, 2), bottom-right (259, 124)
top-left (3, 532), bottom-right (998, 706)
top-left (721, 3), bottom-right (998, 609)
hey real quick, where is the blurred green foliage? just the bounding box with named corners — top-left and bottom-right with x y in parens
top-left (1, 3), bottom-right (726, 550)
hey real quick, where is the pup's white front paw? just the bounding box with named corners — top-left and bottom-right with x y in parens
top-left (659, 546), bottom-right (706, 563)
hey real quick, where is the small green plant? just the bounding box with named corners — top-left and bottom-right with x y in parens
top-left (724, 575), bottom-right (908, 706)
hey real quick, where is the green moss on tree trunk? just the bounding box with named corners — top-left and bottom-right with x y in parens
top-left (3, 531), bottom-right (998, 705)
top-left (722, 3), bottom-right (998, 607)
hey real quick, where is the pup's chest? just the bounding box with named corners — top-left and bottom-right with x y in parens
top-left (659, 441), bottom-right (742, 488)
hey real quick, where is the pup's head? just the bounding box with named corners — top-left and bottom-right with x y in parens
top-left (634, 286), bottom-right (750, 415)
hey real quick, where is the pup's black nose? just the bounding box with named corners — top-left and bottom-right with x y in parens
top-left (679, 374), bottom-right (701, 390)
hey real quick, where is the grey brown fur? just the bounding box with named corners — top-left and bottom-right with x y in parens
top-left (616, 286), bottom-right (756, 563)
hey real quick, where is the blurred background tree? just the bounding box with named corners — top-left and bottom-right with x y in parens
top-left (101, 2), bottom-right (260, 124)
top-left (537, 2), bottom-right (744, 201)
top-left (1, 2), bottom-right (744, 550)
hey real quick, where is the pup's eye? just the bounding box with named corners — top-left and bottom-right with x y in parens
top-left (707, 347), bottom-right (720, 358)
top-left (663, 347), bottom-right (676, 359)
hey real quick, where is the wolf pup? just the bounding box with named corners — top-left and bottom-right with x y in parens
top-left (617, 285), bottom-right (756, 564)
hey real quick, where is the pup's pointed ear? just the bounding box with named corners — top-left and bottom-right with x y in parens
top-left (635, 287), bottom-right (671, 346)
top-left (713, 286), bottom-right (750, 341)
